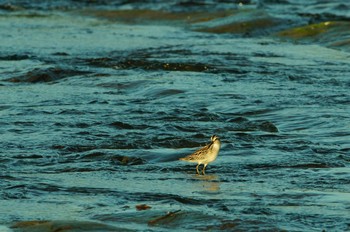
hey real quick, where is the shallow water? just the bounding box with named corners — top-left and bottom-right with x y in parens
top-left (1, 1), bottom-right (350, 231)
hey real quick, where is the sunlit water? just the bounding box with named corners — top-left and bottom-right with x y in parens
top-left (0, 1), bottom-right (349, 231)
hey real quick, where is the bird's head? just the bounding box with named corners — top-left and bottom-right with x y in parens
top-left (211, 135), bottom-right (220, 142)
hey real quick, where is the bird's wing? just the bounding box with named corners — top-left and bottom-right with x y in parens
top-left (181, 142), bottom-right (213, 161)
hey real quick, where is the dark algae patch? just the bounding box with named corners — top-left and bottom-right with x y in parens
top-left (87, 57), bottom-right (211, 72)
top-left (278, 21), bottom-right (350, 52)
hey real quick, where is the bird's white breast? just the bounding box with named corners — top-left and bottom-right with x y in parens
top-left (207, 141), bottom-right (220, 162)
top-left (212, 142), bottom-right (220, 153)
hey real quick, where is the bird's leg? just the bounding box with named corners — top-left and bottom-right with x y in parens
top-left (202, 164), bottom-right (208, 175)
top-left (196, 164), bottom-right (201, 175)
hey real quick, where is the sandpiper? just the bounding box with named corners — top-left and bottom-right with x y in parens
top-left (179, 135), bottom-right (221, 175)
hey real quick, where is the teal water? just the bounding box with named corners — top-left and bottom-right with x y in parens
top-left (0, 1), bottom-right (349, 231)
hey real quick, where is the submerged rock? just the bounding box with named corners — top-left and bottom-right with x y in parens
top-left (6, 67), bottom-right (90, 83)
top-left (110, 121), bottom-right (135, 130)
top-left (11, 220), bottom-right (130, 232)
top-left (227, 117), bottom-right (278, 133)
top-left (111, 155), bottom-right (146, 165)
top-left (0, 54), bottom-right (30, 60)
top-left (136, 204), bottom-right (152, 211)
top-left (258, 121), bottom-right (279, 133)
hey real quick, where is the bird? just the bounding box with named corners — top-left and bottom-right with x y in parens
top-left (179, 135), bottom-right (221, 175)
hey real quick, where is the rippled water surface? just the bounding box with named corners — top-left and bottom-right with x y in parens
top-left (1, 1), bottom-right (350, 231)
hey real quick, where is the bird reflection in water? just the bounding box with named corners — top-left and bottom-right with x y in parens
top-left (192, 174), bottom-right (220, 192)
